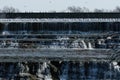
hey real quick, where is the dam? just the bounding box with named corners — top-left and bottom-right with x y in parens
top-left (0, 13), bottom-right (120, 80)
top-left (0, 13), bottom-right (120, 62)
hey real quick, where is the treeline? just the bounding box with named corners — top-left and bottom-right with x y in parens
top-left (67, 6), bottom-right (120, 12)
top-left (0, 6), bottom-right (19, 13)
top-left (0, 6), bottom-right (120, 13)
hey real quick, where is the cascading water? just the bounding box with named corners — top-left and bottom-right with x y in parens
top-left (0, 15), bottom-right (120, 80)
top-left (37, 62), bottom-right (52, 80)
top-left (112, 62), bottom-right (120, 72)
top-left (81, 40), bottom-right (87, 49)
top-left (71, 39), bottom-right (93, 49)
top-left (88, 42), bottom-right (93, 49)
top-left (2, 23), bottom-right (9, 35)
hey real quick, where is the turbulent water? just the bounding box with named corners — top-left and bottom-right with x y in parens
top-left (0, 22), bottom-right (120, 80)
top-left (0, 62), bottom-right (119, 80)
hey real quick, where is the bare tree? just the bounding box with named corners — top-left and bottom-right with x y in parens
top-left (67, 6), bottom-right (89, 12)
top-left (94, 9), bottom-right (106, 12)
top-left (113, 6), bottom-right (120, 12)
top-left (67, 6), bottom-right (120, 12)
top-left (82, 7), bottom-right (90, 12)
top-left (1, 6), bottom-right (19, 13)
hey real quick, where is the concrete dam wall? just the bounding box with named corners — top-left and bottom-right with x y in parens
top-left (0, 13), bottom-right (119, 80)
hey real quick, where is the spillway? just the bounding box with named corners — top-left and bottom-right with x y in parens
top-left (0, 13), bottom-right (120, 80)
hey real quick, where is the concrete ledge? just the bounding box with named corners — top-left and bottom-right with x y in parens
top-left (0, 48), bottom-right (114, 62)
top-left (1, 18), bottom-right (120, 23)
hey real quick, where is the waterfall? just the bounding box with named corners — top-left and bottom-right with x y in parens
top-left (50, 36), bottom-right (69, 49)
top-left (81, 40), bottom-right (87, 49)
top-left (2, 23), bottom-right (10, 35)
top-left (71, 39), bottom-right (80, 48)
top-left (50, 42), bottom-right (60, 49)
top-left (98, 40), bottom-right (102, 45)
top-left (0, 62), bottom-right (119, 79)
top-left (112, 62), bottom-right (120, 72)
top-left (1, 15), bottom-right (120, 80)
top-left (71, 39), bottom-right (88, 49)
top-left (37, 62), bottom-right (52, 80)
top-left (88, 42), bottom-right (93, 49)
top-left (9, 41), bottom-right (19, 48)
top-left (19, 63), bottom-right (25, 73)
top-left (37, 63), bottom-right (42, 78)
